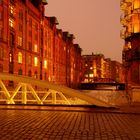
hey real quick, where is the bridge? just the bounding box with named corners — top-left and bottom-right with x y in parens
top-left (80, 82), bottom-right (125, 90)
top-left (0, 73), bottom-right (113, 107)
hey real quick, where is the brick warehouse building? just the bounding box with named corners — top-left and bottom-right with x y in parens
top-left (0, 0), bottom-right (82, 88)
top-left (82, 53), bottom-right (124, 83)
top-left (121, 0), bottom-right (140, 86)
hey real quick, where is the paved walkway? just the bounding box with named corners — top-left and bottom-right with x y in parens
top-left (0, 105), bottom-right (140, 140)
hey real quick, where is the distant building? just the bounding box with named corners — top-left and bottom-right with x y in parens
top-left (0, 0), bottom-right (82, 88)
top-left (120, 0), bottom-right (140, 86)
top-left (82, 53), bottom-right (124, 83)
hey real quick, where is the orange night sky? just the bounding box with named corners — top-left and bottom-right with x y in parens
top-left (45, 0), bottom-right (123, 62)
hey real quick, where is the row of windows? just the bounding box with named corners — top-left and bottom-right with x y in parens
top-left (17, 36), bottom-right (38, 52)
top-left (18, 69), bottom-right (38, 79)
top-left (18, 69), bottom-right (49, 80)
top-left (17, 52), bottom-right (47, 68)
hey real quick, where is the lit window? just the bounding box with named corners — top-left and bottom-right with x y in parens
top-left (84, 79), bottom-right (88, 83)
top-left (44, 60), bottom-right (47, 69)
top-left (134, 0), bottom-right (140, 9)
top-left (9, 53), bottom-right (12, 63)
top-left (85, 74), bottom-right (88, 78)
top-left (48, 76), bottom-right (51, 81)
top-left (9, 19), bottom-right (14, 27)
top-left (34, 56), bottom-right (38, 66)
top-left (10, 6), bottom-right (14, 15)
top-left (18, 36), bottom-right (22, 46)
top-left (90, 67), bottom-right (93, 70)
top-left (128, 42), bottom-right (131, 49)
top-left (34, 44), bottom-right (38, 52)
top-left (28, 55), bottom-right (32, 65)
top-left (85, 64), bottom-right (88, 66)
top-left (18, 52), bottom-right (22, 64)
top-left (89, 74), bottom-right (94, 78)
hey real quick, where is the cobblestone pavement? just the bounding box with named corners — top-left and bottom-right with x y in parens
top-left (0, 106), bottom-right (140, 140)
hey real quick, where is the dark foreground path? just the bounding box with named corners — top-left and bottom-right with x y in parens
top-left (0, 105), bottom-right (140, 140)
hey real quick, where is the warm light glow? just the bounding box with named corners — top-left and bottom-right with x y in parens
top-left (9, 53), bottom-right (12, 62)
top-left (90, 67), bottom-right (93, 70)
top-left (48, 76), bottom-right (51, 81)
top-left (89, 74), bottom-right (93, 78)
top-left (34, 57), bottom-right (38, 66)
top-left (132, 15), bottom-right (140, 33)
top-left (9, 19), bottom-right (14, 27)
top-left (18, 36), bottom-right (22, 46)
top-left (84, 79), bottom-right (88, 83)
top-left (34, 44), bottom-right (38, 52)
top-left (64, 46), bottom-right (66, 51)
top-left (18, 52), bottom-right (22, 64)
top-left (128, 42), bottom-right (131, 49)
top-left (44, 60), bottom-right (47, 69)
top-left (134, 0), bottom-right (140, 9)
top-left (10, 6), bottom-right (14, 14)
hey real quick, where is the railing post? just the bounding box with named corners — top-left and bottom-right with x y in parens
top-left (22, 84), bottom-right (27, 104)
top-left (51, 90), bottom-right (56, 104)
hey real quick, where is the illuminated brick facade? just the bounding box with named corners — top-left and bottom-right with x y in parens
top-left (0, 0), bottom-right (82, 88)
top-left (121, 0), bottom-right (140, 86)
top-left (82, 54), bottom-right (124, 83)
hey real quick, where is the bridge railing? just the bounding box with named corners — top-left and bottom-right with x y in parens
top-left (0, 73), bottom-right (113, 107)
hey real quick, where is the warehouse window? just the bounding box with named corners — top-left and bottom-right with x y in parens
top-left (34, 56), bottom-right (38, 66)
top-left (18, 52), bottom-right (22, 64)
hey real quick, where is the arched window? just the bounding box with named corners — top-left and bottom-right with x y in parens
top-left (18, 52), bottom-right (22, 64)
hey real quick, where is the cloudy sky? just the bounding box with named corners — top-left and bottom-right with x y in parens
top-left (45, 0), bottom-right (124, 62)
